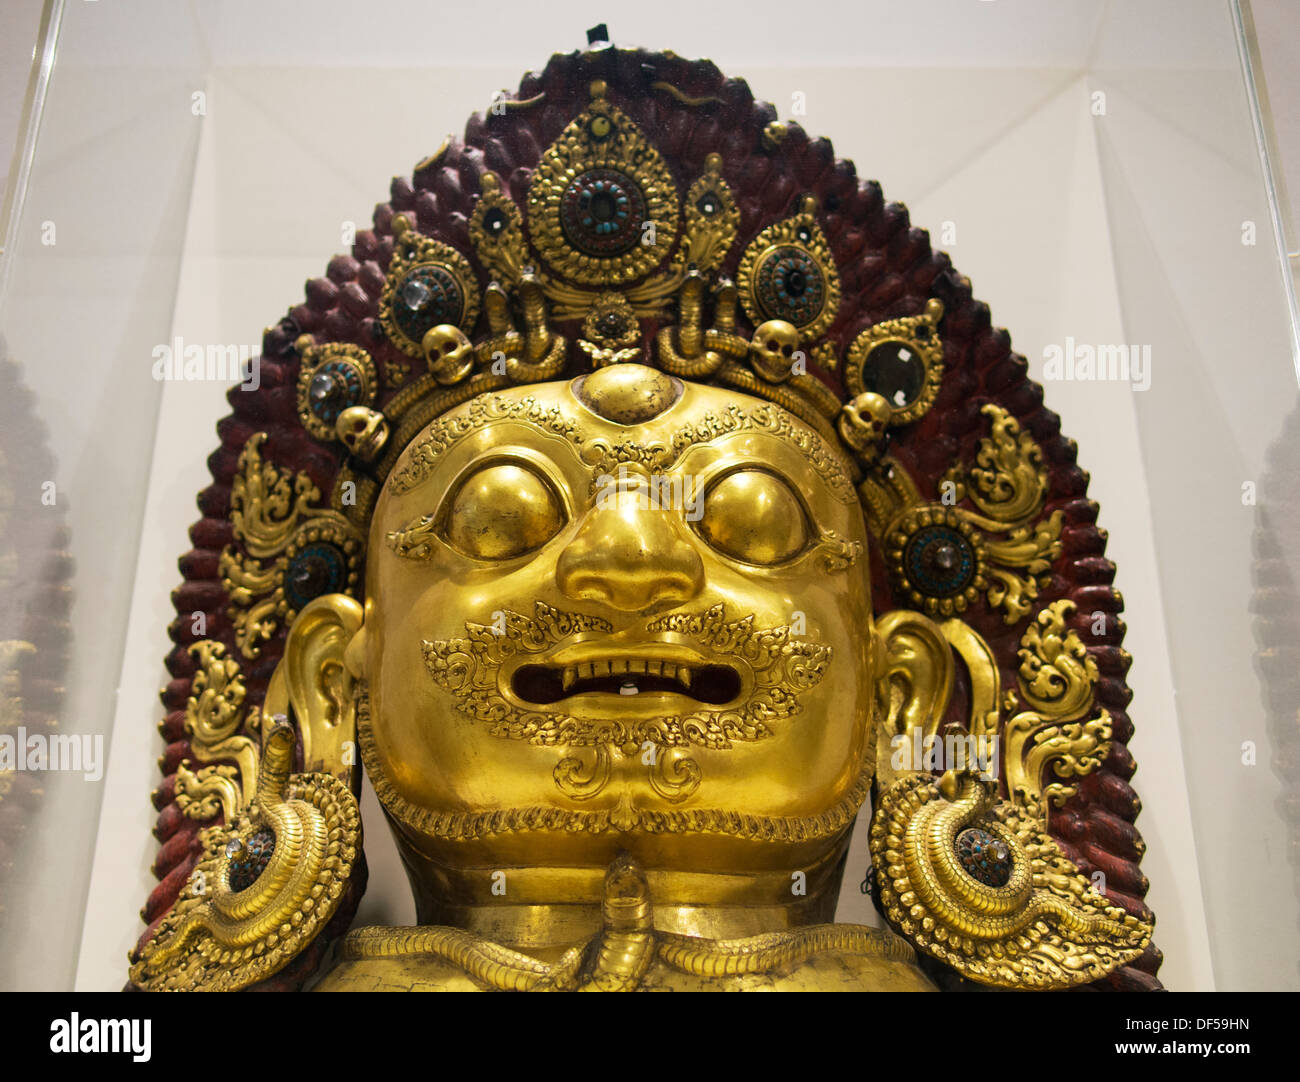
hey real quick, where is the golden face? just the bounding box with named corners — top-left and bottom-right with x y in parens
top-left (354, 365), bottom-right (876, 883)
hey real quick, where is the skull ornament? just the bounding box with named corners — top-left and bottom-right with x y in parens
top-left (335, 405), bottom-right (389, 462)
top-left (838, 392), bottom-right (892, 464)
top-left (421, 324), bottom-right (474, 385)
top-left (748, 319), bottom-right (800, 383)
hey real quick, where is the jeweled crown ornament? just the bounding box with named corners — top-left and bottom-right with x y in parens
top-left (129, 39), bottom-right (1159, 992)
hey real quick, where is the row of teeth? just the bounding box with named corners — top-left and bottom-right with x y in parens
top-left (560, 660), bottom-right (692, 690)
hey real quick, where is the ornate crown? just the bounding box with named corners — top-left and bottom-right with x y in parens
top-left (292, 76), bottom-right (949, 534)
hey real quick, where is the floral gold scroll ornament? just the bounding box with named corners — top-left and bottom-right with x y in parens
top-left (1003, 600), bottom-right (1114, 810)
top-left (864, 404), bottom-right (1064, 625)
top-left (219, 434), bottom-right (364, 659)
top-left (173, 640), bottom-right (259, 824)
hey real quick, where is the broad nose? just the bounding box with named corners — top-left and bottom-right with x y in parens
top-left (556, 482), bottom-right (704, 612)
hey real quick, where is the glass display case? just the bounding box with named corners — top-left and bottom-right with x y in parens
top-left (0, 0), bottom-right (1295, 994)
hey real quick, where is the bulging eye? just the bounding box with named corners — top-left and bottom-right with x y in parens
top-left (697, 470), bottom-right (808, 565)
top-left (442, 462), bottom-right (564, 560)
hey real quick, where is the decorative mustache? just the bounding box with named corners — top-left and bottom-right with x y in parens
top-left (421, 602), bottom-right (832, 751)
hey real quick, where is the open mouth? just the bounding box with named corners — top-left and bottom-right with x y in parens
top-left (511, 657), bottom-right (742, 706)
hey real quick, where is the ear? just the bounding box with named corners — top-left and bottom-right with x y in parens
top-left (871, 609), bottom-right (955, 789)
top-left (263, 594), bottom-right (364, 783)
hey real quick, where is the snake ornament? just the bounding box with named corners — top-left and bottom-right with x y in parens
top-left (868, 770), bottom-right (1152, 989)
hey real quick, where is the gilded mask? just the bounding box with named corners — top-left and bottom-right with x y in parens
top-left (129, 45), bottom-right (1158, 993)
top-left (355, 369), bottom-right (873, 885)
